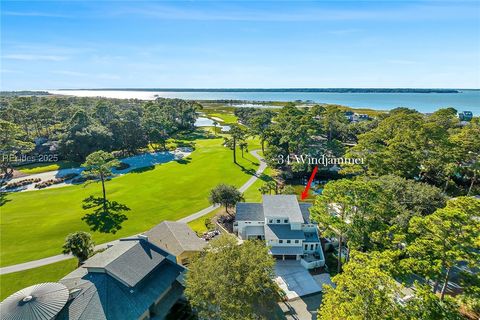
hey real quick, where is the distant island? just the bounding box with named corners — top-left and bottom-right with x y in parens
top-left (60, 88), bottom-right (461, 94)
top-left (0, 91), bottom-right (51, 97)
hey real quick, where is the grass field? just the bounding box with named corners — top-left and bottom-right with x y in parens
top-left (0, 259), bottom-right (77, 300)
top-left (0, 134), bottom-right (262, 267)
top-left (202, 105), bottom-right (238, 124)
top-left (187, 207), bottom-right (222, 234)
top-left (15, 160), bottom-right (79, 174)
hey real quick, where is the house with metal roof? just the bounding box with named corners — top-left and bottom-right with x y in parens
top-left (458, 111), bottom-right (473, 122)
top-left (144, 221), bottom-right (206, 266)
top-left (0, 236), bottom-right (186, 320)
top-left (58, 237), bottom-right (185, 320)
top-left (233, 195), bottom-right (325, 269)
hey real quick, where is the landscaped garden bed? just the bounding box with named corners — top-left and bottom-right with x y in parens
top-left (34, 173), bottom-right (79, 189)
top-left (5, 178), bottom-right (41, 190)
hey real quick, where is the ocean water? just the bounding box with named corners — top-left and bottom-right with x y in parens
top-left (49, 89), bottom-right (480, 115)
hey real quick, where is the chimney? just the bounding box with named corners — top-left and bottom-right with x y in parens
top-left (138, 234), bottom-right (148, 242)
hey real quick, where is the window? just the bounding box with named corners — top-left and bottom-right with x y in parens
top-left (310, 244), bottom-right (314, 250)
top-left (279, 240), bottom-right (283, 243)
top-left (287, 240), bottom-right (291, 244)
top-left (276, 219), bottom-right (281, 223)
top-left (315, 244), bottom-right (319, 249)
top-left (295, 240), bottom-right (299, 243)
top-left (269, 219), bottom-right (273, 223)
top-left (304, 244), bottom-right (308, 250)
top-left (284, 219), bottom-right (288, 223)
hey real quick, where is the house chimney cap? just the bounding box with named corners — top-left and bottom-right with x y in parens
top-left (138, 234), bottom-right (148, 242)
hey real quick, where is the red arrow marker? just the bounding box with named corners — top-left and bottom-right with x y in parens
top-left (301, 166), bottom-right (318, 200)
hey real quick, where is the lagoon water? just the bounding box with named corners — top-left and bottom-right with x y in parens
top-left (49, 89), bottom-right (480, 115)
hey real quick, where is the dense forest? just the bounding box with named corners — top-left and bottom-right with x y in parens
top-left (234, 104), bottom-right (479, 319)
top-left (234, 104), bottom-right (479, 196)
top-left (0, 96), bottom-right (201, 178)
top-left (1, 95), bottom-right (478, 318)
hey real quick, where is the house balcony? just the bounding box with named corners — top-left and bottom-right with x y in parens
top-left (300, 250), bottom-right (325, 269)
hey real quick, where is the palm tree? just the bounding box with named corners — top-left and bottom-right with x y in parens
top-left (213, 121), bottom-right (219, 136)
top-left (228, 125), bottom-right (247, 164)
top-left (62, 231), bottom-right (95, 266)
top-left (239, 141), bottom-right (248, 158)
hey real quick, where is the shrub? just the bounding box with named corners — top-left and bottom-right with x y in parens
top-left (5, 178), bottom-right (41, 190)
top-left (114, 162), bottom-right (130, 170)
top-left (61, 173), bottom-right (79, 180)
top-left (34, 175), bottom-right (74, 189)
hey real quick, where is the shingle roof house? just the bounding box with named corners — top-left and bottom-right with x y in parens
top-left (56, 237), bottom-right (185, 320)
top-left (145, 221), bottom-right (206, 266)
top-left (234, 195), bottom-right (325, 269)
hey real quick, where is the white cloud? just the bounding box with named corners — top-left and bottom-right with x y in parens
top-left (2, 11), bottom-right (70, 18)
top-left (3, 54), bottom-right (68, 61)
top-left (51, 70), bottom-right (88, 76)
top-left (110, 2), bottom-right (478, 22)
top-left (387, 59), bottom-right (417, 65)
top-left (51, 70), bottom-right (120, 80)
top-left (326, 29), bottom-right (362, 35)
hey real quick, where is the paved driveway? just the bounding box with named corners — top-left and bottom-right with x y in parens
top-left (278, 293), bottom-right (322, 320)
top-left (274, 261), bottom-right (322, 300)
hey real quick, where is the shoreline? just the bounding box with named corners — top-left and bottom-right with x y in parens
top-left (1, 89), bottom-right (478, 115)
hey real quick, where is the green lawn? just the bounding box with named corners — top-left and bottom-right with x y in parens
top-left (0, 136), bottom-right (261, 267)
top-left (202, 106), bottom-right (238, 124)
top-left (0, 259), bottom-right (77, 300)
top-left (15, 160), bottom-right (79, 174)
top-left (187, 207), bottom-right (222, 234)
top-left (242, 167), bottom-right (273, 202)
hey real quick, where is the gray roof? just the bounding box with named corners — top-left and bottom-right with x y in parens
top-left (235, 203), bottom-right (264, 221)
top-left (299, 203), bottom-right (313, 223)
top-left (57, 239), bottom-right (185, 320)
top-left (270, 246), bottom-right (304, 255)
top-left (262, 195), bottom-right (304, 223)
top-left (0, 282), bottom-right (69, 320)
top-left (304, 231), bottom-right (320, 243)
top-left (82, 239), bottom-right (173, 287)
top-left (145, 221), bottom-right (206, 256)
top-left (265, 224), bottom-right (305, 240)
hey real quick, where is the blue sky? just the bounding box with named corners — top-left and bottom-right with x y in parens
top-left (1, 1), bottom-right (479, 89)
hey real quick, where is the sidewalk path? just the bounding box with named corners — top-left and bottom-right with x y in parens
top-left (0, 150), bottom-right (266, 275)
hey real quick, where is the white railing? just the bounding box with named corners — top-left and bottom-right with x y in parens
top-left (300, 249), bottom-right (326, 269)
top-left (301, 258), bottom-right (325, 269)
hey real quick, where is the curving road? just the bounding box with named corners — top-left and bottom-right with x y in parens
top-left (0, 150), bottom-right (267, 275)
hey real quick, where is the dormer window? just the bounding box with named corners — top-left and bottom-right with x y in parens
top-left (279, 240), bottom-right (283, 243)
top-left (284, 219), bottom-right (288, 223)
top-left (276, 219), bottom-right (281, 223)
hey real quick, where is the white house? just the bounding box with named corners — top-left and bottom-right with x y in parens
top-left (233, 195), bottom-right (325, 269)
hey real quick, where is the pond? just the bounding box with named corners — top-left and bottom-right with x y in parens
top-left (195, 117), bottom-right (231, 132)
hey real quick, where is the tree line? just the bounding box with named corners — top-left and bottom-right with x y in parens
top-left (233, 104), bottom-right (479, 318)
top-left (0, 96), bottom-right (201, 178)
top-left (236, 104), bottom-right (478, 197)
